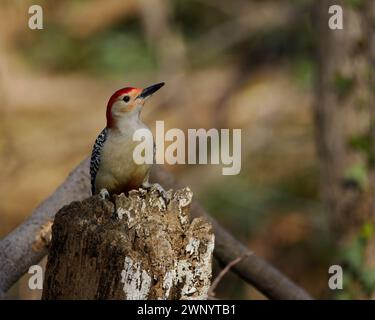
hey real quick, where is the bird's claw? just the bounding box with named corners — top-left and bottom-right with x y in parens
top-left (99, 188), bottom-right (110, 200)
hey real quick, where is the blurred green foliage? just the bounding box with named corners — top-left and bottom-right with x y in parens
top-left (333, 73), bottom-right (356, 99)
top-left (338, 222), bottom-right (375, 299)
top-left (346, 0), bottom-right (364, 9)
top-left (348, 133), bottom-right (371, 154)
top-left (344, 162), bottom-right (368, 190)
top-left (173, 0), bottom-right (228, 38)
top-left (20, 21), bottom-right (155, 75)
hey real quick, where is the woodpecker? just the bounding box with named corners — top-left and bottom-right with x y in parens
top-left (90, 82), bottom-right (166, 199)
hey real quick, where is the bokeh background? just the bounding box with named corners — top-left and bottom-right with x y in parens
top-left (1, 0), bottom-right (375, 299)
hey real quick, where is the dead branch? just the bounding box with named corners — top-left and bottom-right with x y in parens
top-left (208, 254), bottom-right (250, 297)
top-left (0, 158), bottom-right (91, 296)
top-left (0, 158), bottom-right (312, 300)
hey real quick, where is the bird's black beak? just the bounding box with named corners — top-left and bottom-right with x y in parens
top-left (137, 82), bottom-right (165, 99)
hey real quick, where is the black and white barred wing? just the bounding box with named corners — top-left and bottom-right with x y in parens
top-left (90, 127), bottom-right (108, 195)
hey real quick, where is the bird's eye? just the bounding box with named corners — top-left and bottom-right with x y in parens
top-left (123, 95), bottom-right (130, 103)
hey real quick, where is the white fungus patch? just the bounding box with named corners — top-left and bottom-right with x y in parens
top-left (186, 238), bottom-right (200, 256)
top-left (178, 211), bottom-right (189, 227)
top-left (176, 188), bottom-right (193, 226)
top-left (121, 256), bottom-right (151, 300)
top-left (117, 207), bottom-right (138, 228)
top-left (162, 269), bottom-right (176, 299)
top-left (182, 234), bottom-right (215, 299)
top-left (178, 187), bottom-right (193, 208)
top-left (116, 207), bottom-right (127, 220)
top-left (156, 196), bottom-right (166, 211)
top-left (160, 233), bottom-right (215, 300)
top-left (147, 194), bottom-right (167, 212)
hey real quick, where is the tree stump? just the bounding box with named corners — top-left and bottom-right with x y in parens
top-left (42, 187), bottom-right (214, 300)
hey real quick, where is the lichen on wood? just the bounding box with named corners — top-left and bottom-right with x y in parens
top-left (42, 186), bottom-right (214, 300)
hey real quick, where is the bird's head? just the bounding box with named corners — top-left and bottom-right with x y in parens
top-left (106, 82), bottom-right (165, 128)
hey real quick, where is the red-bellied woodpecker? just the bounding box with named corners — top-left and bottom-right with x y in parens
top-left (90, 82), bottom-right (166, 199)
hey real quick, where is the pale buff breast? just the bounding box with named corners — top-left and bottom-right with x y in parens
top-left (95, 128), bottom-right (152, 194)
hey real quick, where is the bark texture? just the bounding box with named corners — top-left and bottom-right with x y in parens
top-left (314, 0), bottom-right (369, 241)
top-left (363, 0), bottom-right (375, 299)
top-left (42, 187), bottom-right (214, 300)
top-left (366, 0), bottom-right (375, 220)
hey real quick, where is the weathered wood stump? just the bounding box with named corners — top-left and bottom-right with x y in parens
top-left (42, 187), bottom-right (214, 300)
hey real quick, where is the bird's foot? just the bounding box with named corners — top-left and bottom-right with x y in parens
top-left (142, 182), bottom-right (170, 204)
top-left (99, 188), bottom-right (110, 200)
